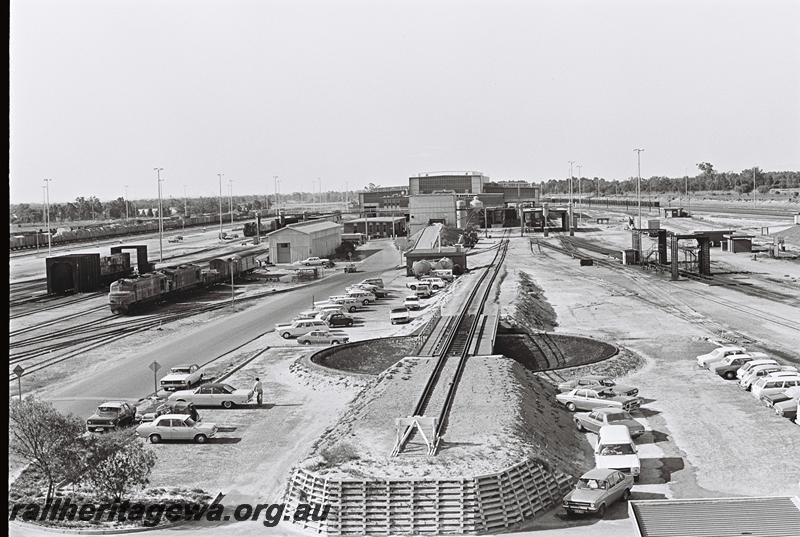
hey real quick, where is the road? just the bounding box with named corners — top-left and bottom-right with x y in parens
top-left (44, 240), bottom-right (403, 418)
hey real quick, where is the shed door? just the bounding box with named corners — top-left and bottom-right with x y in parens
top-left (277, 242), bottom-right (291, 264)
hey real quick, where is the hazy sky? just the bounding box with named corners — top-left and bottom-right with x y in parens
top-left (10, 0), bottom-right (800, 203)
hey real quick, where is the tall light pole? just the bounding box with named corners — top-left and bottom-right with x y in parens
top-left (228, 179), bottom-right (234, 227)
top-left (633, 149), bottom-right (645, 230)
top-left (273, 175), bottom-right (279, 215)
top-left (183, 185), bottom-right (188, 231)
top-left (568, 161), bottom-right (575, 234)
top-left (43, 178), bottom-right (52, 256)
top-left (576, 164), bottom-right (583, 226)
top-left (124, 185), bottom-right (130, 221)
top-left (753, 167), bottom-right (757, 206)
top-left (217, 173), bottom-right (224, 239)
top-left (154, 168), bottom-right (164, 262)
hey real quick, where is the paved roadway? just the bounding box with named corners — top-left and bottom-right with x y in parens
top-left (45, 240), bottom-right (403, 418)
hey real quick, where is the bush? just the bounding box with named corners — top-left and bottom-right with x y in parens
top-left (319, 442), bottom-right (359, 466)
top-left (333, 242), bottom-right (356, 260)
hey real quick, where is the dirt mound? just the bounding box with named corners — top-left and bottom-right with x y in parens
top-left (512, 271), bottom-right (558, 331)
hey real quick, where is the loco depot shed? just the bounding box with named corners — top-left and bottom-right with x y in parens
top-left (266, 220), bottom-right (342, 264)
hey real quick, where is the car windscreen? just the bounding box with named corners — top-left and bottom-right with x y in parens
top-left (577, 478), bottom-right (607, 490)
top-left (605, 413), bottom-right (632, 422)
top-left (599, 443), bottom-right (635, 455)
top-left (220, 384), bottom-right (235, 393)
top-left (184, 418), bottom-right (196, 427)
top-left (97, 407), bottom-right (119, 413)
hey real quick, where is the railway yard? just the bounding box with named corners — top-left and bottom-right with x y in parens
top-left (8, 204), bottom-right (800, 537)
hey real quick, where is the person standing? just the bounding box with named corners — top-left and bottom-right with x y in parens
top-left (253, 377), bottom-right (263, 406)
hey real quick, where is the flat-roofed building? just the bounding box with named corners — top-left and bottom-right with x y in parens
top-left (409, 171), bottom-right (487, 195)
top-left (343, 216), bottom-right (407, 238)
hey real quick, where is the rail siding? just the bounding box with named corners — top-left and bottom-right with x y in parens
top-left (284, 458), bottom-right (574, 535)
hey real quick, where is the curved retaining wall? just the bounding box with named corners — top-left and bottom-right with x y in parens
top-left (284, 458), bottom-right (573, 535)
top-left (309, 336), bottom-right (420, 376)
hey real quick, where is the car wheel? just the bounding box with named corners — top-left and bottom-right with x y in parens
top-left (391, 321), bottom-right (396, 325)
top-left (149, 434), bottom-right (161, 444)
top-left (623, 489), bottom-right (631, 501)
top-left (194, 434), bottom-right (208, 444)
top-left (332, 340), bottom-right (340, 345)
top-left (596, 504), bottom-right (606, 517)
top-left (347, 321), bottom-right (353, 326)
top-left (574, 419), bottom-right (585, 432)
top-left (349, 306), bottom-right (357, 313)
top-left (410, 285), bottom-right (417, 290)
top-left (363, 300), bottom-right (369, 306)
top-left (222, 400), bottom-right (233, 409)
top-left (282, 332), bottom-right (291, 339)
top-left (433, 285), bottom-right (440, 290)
top-left (724, 371), bottom-right (736, 380)
top-left (565, 508), bottom-right (574, 517)
top-left (566, 402), bottom-right (577, 412)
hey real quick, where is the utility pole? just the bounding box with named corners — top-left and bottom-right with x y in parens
top-left (273, 175), bottom-right (279, 215)
top-left (124, 185), bottom-right (130, 221)
top-left (44, 178), bottom-right (52, 256)
top-left (183, 185), bottom-right (188, 231)
top-left (633, 149), bottom-right (645, 230)
top-left (154, 168), bottom-right (164, 262)
top-left (576, 164), bottom-right (583, 226)
top-left (228, 179), bottom-right (234, 227)
top-left (568, 161), bottom-right (575, 235)
top-left (753, 167), bottom-right (757, 206)
top-left (218, 173), bottom-right (224, 239)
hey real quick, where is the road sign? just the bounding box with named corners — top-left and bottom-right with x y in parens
top-left (14, 365), bottom-right (25, 377)
top-left (149, 361), bottom-right (161, 373)
top-left (13, 365), bottom-right (25, 400)
top-left (149, 361), bottom-right (161, 395)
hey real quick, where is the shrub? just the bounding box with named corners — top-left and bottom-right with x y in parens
top-left (319, 442), bottom-right (359, 466)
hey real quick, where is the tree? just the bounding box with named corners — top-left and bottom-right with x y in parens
top-left (696, 162), bottom-right (715, 176)
top-left (9, 398), bottom-right (85, 503)
top-left (85, 438), bottom-right (156, 502)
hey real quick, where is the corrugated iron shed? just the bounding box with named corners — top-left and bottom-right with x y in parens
top-left (629, 496), bottom-right (800, 537)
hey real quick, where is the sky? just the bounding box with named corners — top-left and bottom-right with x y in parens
top-left (9, 0), bottom-right (800, 203)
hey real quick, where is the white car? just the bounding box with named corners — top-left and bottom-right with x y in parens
top-left (736, 359), bottom-right (778, 381)
top-left (696, 346), bottom-right (748, 368)
top-left (135, 414), bottom-right (218, 444)
top-left (420, 277), bottom-right (447, 290)
top-left (404, 296), bottom-right (421, 310)
top-left (313, 303), bottom-right (347, 316)
top-left (299, 257), bottom-right (330, 266)
top-left (751, 373), bottom-right (800, 400)
top-left (160, 364), bottom-right (204, 391)
top-left (275, 319), bottom-right (330, 339)
top-left (739, 363), bottom-right (793, 390)
top-left (296, 330), bottom-right (349, 346)
top-left (169, 383), bottom-right (254, 408)
top-left (328, 295), bottom-right (361, 312)
top-left (346, 289), bottom-right (376, 305)
top-left (594, 425), bottom-right (640, 482)
top-left (390, 307), bottom-right (411, 324)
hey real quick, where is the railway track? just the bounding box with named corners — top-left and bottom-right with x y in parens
top-left (393, 232), bottom-right (510, 457)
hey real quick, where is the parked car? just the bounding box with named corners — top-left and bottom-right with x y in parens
top-left (404, 296), bottom-right (421, 310)
top-left (275, 319), bottom-right (329, 339)
top-left (327, 296), bottom-right (361, 312)
top-left (696, 346), bottom-right (748, 368)
top-left (390, 307), bottom-right (411, 324)
top-left (774, 398), bottom-right (799, 421)
top-left (346, 289), bottom-right (376, 305)
top-left (562, 468), bottom-right (634, 517)
top-left (751, 373), bottom-right (800, 400)
top-left (736, 359), bottom-right (779, 381)
top-left (325, 312), bottom-right (354, 327)
top-left (138, 400), bottom-right (199, 423)
top-left (169, 382), bottom-right (254, 408)
top-left (430, 269), bottom-right (454, 282)
top-left (86, 401), bottom-right (137, 433)
top-left (420, 277), bottom-right (447, 290)
top-left (347, 283), bottom-right (388, 298)
top-left (739, 364), bottom-right (794, 390)
top-left (573, 408), bottom-right (645, 438)
top-left (136, 414), bottom-right (218, 444)
top-left (294, 310), bottom-right (321, 321)
top-left (595, 425), bottom-right (640, 481)
top-left (360, 278), bottom-right (384, 288)
top-left (714, 354), bottom-right (761, 380)
top-left (760, 386), bottom-right (800, 408)
top-left (313, 304), bottom-right (347, 316)
top-left (296, 330), bottom-right (349, 345)
top-left (414, 284), bottom-right (433, 298)
top-left (160, 364), bottom-right (204, 391)
top-left (556, 388), bottom-right (641, 413)
top-left (299, 257), bottom-right (331, 267)
top-left (558, 376), bottom-right (639, 398)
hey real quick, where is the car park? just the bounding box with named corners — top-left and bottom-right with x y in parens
top-left (138, 400), bottom-right (200, 423)
top-left (86, 401), bottom-right (137, 433)
top-left (739, 364), bottom-right (794, 390)
top-left (296, 330), bottom-right (349, 345)
top-left (325, 312), bottom-right (355, 327)
top-left (160, 364), bottom-right (204, 391)
top-left (774, 398), bottom-right (799, 421)
top-left (562, 468), bottom-right (633, 517)
top-left (390, 307), bottom-right (411, 324)
top-left (556, 388), bottom-right (641, 413)
top-left (275, 319), bottom-right (330, 338)
top-left (751, 374), bottom-right (800, 400)
top-left (594, 425), bottom-right (640, 481)
top-left (760, 386), bottom-right (800, 408)
top-left (328, 296), bottom-right (361, 312)
top-left (136, 414), bottom-right (218, 444)
top-left (169, 382), bottom-right (254, 408)
top-left (404, 296), bottom-right (421, 310)
top-left (573, 408), bottom-right (645, 438)
top-left (696, 345), bottom-right (748, 368)
top-left (736, 359), bottom-right (779, 381)
top-left (558, 376), bottom-right (639, 398)
top-left (714, 354), bottom-right (761, 380)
